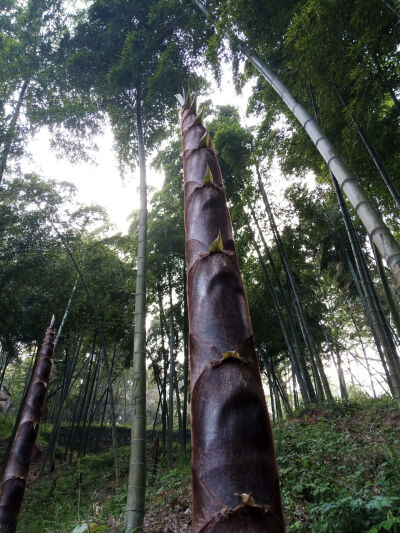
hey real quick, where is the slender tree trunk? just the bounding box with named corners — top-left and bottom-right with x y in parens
top-left (164, 216), bottom-right (176, 465)
top-left (64, 355), bottom-right (91, 460)
top-left (80, 351), bottom-right (101, 457)
top-left (251, 232), bottom-right (310, 404)
top-left (174, 372), bottom-right (183, 449)
top-left (0, 320), bottom-right (55, 533)
top-left (125, 92), bottom-right (148, 533)
top-left (1, 346), bottom-right (39, 472)
top-left (39, 338), bottom-right (81, 477)
top-left (69, 337), bottom-right (96, 461)
top-left (255, 170), bottom-right (331, 402)
top-left (323, 328), bottom-right (348, 400)
top-left (292, 368), bottom-right (299, 409)
top-left (180, 93), bottom-right (284, 532)
top-left (333, 180), bottom-right (400, 405)
top-left (352, 318), bottom-right (377, 399)
top-left (250, 208), bottom-right (316, 402)
top-left (54, 276), bottom-right (79, 352)
top-left (55, 232), bottom-right (120, 480)
top-left (194, 0), bottom-right (400, 284)
top-left (167, 302), bottom-right (175, 465)
top-left (372, 242), bottom-right (400, 340)
top-left (157, 286), bottom-right (168, 453)
top-left (0, 79), bottom-right (30, 185)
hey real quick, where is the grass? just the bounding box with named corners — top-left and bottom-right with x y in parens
top-left (9, 396), bottom-right (400, 532)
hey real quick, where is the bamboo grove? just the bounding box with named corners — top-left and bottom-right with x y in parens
top-left (0, 0), bottom-right (400, 531)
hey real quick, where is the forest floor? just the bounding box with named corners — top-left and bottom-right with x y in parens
top-left (2, 396), bottom-right (399, 532)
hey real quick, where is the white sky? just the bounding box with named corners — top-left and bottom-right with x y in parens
top-left (24, 70), bottom-right (254, 233)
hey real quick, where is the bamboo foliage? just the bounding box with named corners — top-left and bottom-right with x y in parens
top-left (192, 0), bottom-right (400, 285)
top-left (179, 92), bottom-right (285, 532)
top-left (0, 319), bottom-right (56, 533)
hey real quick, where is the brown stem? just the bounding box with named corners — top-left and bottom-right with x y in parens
top-left (0, 322), bottom-right (55, 533)
top-left (180, 100), bottom-right (285, 532)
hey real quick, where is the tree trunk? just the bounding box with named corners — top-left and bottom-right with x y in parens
top-left (346, 251), bottom-right (394, 394)
top-left (1, 346), bottom-right (39, 472)
top-left (125, 92), bottom-right (148, 533)
top-left (55, 232), bottom-right (120, 480)
top-left (180, 93), bottom-right (284, 532)
top-left (164, 216), bottom-right (176, 466)
top-left (332, 178), bottom-right (400, 406)
top-left (350, 315), bottom-right (377, 399)
top-left (250, 208), bottom-right (316, 402)
top-left (0, 320), bottom-right (55, 533)
top-left (167, 302), bottom-right (175, 465)
top-left (372, 242), bottom-right (400, 340)
top-left (255, 170), bottom-right (331, 402)
top-left (54, 276), bottom-right (79, 351)
top-left (39, 338), bottom-right (81, 477)
top-left (157, 286), bottom-right (168, 453)
top-left (0, 79), bottom-right (30, 185)
top-left (251, 232), bottom-right (310, 404)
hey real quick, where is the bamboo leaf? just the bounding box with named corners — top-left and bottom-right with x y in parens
top-left (222, 351), bottom-right (240, 361)
top-left (235, 493), bottom-right (256, 507)
top-left (209, 230), bottom-right (223, 253)
top-left (188, 94), bottom-right (197, 114)
top-left (175, 94), bottom-right (185, 106)
top-left (203, 165), bottom-right (213, 185)
top-left (184, 85), bottom-right (192, 109)
top-left (193, 107), bottom-right (204, 126)
top-left (198, 130), bottom-right (210, 149)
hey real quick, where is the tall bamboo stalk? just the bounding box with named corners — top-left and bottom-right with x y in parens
top-left (250, 231), bottom-right (310, 404)
top-left (0, 318), bottom-right (55, 533)
top-left (54, 275), bottom-right (79, 351)
top-left (0, 79), bottom-right (30, 185)
top-left (179, 92), bottom-right (284, 532)
top-left (250, 207), bottom-right (316, 402)
top-left (256, 169), bottom-right (331, 402)
top-left (56, 231), bottom-right (120, 482)
top-left (192, 0), bottom-right (400, 285)
top-left (125, 92), bottom-right (148, 533)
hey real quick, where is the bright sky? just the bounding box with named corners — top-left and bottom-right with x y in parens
top-left (24, 70), bottom-right (253, 233)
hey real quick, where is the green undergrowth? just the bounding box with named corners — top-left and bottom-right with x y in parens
top-left (278, 397), bottom-right (400, 532)
top-left (15, 397), bottom-right (400, 532)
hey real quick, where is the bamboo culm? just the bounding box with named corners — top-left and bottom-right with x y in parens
top-left (0, 321), bottom-right (55, 533)
top-left (255, 170), bottom-right (331, 402)
top-left (125, 91), bottom-right (148, 533)
top-left (55, 231), bottom-right (120, 482)
top-left (180, 93), bottom-right (285, 531)
top-left (249, 207), bottom-right (316, 402)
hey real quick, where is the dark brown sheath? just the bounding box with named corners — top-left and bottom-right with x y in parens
top-left (0, 322), bottom-right (55, 533)
top-left (180, 98), bottom-right (285, 532)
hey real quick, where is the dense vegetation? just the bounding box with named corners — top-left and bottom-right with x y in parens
top-left (2, 398), bottom-right (397, 532)
top-left (1, 0), bottom-right (400, 531)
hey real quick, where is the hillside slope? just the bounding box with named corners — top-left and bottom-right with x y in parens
top-left (13, 397), bottom-right (400, 532)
